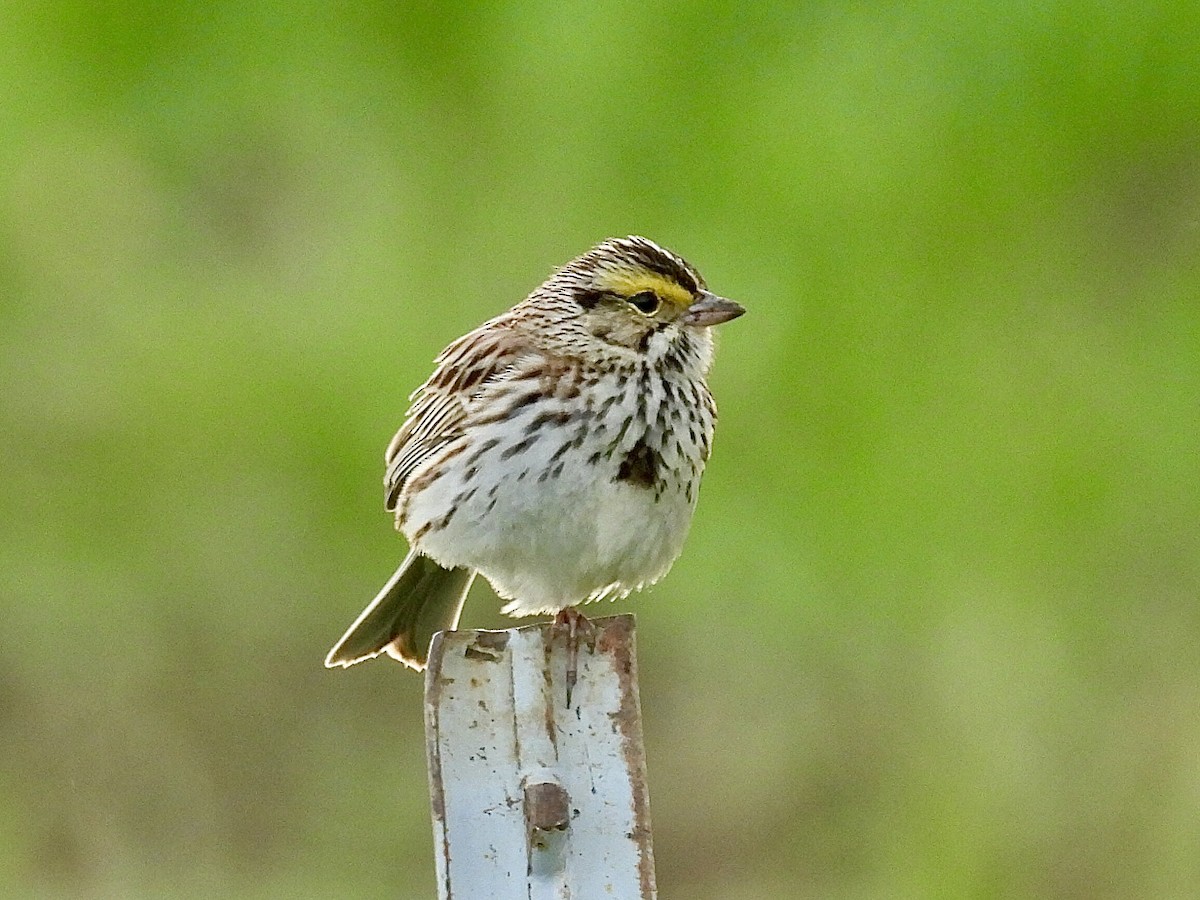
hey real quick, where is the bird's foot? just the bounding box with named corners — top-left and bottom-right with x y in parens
top-left (553, 607), bottom-right (596, 707)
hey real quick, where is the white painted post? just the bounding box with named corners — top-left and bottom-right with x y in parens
top-left (424, 614), bottom-right (656, 899)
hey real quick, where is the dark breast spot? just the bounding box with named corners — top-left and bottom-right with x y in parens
top-left (500, 435), bottom-right (538, 460)
top-left (615, 438), bottom-right (662, 490)
top-left (526, 409), bottom-right (571, 434)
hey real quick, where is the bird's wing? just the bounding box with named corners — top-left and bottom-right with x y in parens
top-left (384, 318), bottom-right (531, 511)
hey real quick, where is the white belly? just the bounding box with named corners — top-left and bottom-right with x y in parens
top-left (400, 371), bottom-right (709, 615)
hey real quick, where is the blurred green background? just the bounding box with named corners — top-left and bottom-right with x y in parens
top-left (3, 2), bottom-right (1199, 897)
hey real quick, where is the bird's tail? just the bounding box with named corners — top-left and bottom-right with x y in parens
top-left (324, 551), bottom-right (476, 670)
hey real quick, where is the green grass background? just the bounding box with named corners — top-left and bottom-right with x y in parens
top-left (3, 2), bottom-right (1199, 897)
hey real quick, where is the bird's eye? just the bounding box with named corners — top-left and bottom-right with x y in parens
top-left (628, 290), bottom-right (660, 315)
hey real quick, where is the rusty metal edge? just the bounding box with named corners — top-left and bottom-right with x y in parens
top-left (424, 630), bottom-right (452, 899)
top-left (599, 615), bottom-right (656, 897)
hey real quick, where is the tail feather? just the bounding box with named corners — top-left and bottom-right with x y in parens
top-left (325, 551), bottom-right (475, 670)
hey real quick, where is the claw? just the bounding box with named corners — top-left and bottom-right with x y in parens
top-left (553, 607), bottom-right (595, 707)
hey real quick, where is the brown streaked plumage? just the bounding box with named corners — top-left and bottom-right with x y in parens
top-left (326, 236), bottom-right (743, 672)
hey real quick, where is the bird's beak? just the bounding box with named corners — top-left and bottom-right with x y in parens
top-left (682, 291), bottom-right (745, 327)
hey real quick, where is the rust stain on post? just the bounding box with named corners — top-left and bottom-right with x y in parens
top-left (424, 632), bottom-right (452, 899)
top-left (464, 630), bottom-right (510, 662)
top-left (600, 616), bottom-right (656, 897)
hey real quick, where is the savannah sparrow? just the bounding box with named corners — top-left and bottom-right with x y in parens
top-left (325, 236), bottom-right (744, 671)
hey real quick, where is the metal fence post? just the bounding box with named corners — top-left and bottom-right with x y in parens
top-left (424, 614), bottom-right (656, 899)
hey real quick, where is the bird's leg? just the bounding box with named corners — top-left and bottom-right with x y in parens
top-left (553, 607), bottom-right (595, 707)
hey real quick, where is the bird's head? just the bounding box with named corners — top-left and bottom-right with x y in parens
top-left (532, 236), bottom-right (744, 371)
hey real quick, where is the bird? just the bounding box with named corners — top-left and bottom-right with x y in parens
top-left (324, 235), bottom-right (744, 675)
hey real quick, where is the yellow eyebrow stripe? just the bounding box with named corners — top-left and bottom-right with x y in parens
top-left (596, 270), bottom-right (693, 308)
